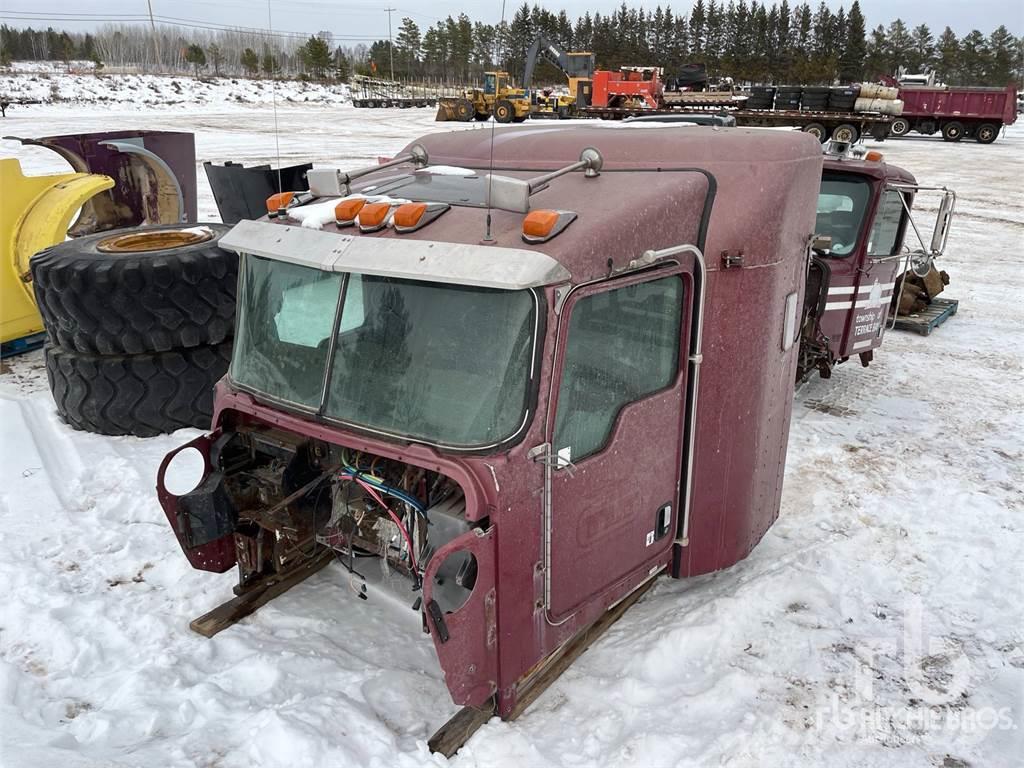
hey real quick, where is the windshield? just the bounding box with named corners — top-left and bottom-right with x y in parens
top-left (816, 175), bottom-right (871, 256)
top-left (230, 255), bottom-right (538, 449)
top-left (231, 256), bottom-right (342, 408)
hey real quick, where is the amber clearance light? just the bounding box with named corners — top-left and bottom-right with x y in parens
top-left (393, 202), bottom-right (450, 233)
top-left (335, 198), bottom-right (366, 226)
top-left (864, 150), bottom-right (884, 162)
top-left (522, 209), bottom-right (577, 244)
top-left (357, 201), bottom-right (393, 232)
top-left (266, 191), bottom-right (294, 217)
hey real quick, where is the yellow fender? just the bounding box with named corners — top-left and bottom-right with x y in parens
top-left (0, 158), bottom-right (114, 345)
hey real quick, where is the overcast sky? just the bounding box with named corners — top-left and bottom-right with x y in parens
top-left (1, 0), bottom-right (1020, 44)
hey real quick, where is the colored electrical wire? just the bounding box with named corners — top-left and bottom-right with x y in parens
top-left (342, 473), bottom-right (419, 578)
top-left (339, 451), bottom-right (427, 514)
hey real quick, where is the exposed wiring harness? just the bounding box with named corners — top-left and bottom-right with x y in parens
top-left (340, 450), bottom-right (428, 517)
top-left (340, 471), bottom-right (421, 589)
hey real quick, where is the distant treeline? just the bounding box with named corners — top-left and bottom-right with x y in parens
top-left (1, 1), bottom-right (1022, 87)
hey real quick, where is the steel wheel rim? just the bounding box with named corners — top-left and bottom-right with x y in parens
top-left (97, 228), bottom-right (213, 253)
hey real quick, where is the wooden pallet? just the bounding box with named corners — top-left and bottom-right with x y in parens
top-left (893, 297), bottom-right (959, 336)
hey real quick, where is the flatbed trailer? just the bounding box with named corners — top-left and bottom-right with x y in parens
top-left (577, 106), bottom-right (893, 142)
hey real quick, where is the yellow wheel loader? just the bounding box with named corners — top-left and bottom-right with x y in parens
top-left (435, 72), bottom-right (531, 123)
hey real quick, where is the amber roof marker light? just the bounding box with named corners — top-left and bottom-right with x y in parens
top-left (357, 201), bottom-right (394, 232)
top-left (522, 209), bottom-right (578, 243)
top-left (394, 202), bottom-right (451, 233)
top-left (335, 198), bottom-right (367, 227)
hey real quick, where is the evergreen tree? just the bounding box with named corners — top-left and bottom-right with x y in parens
top-left (690, 0), bottom-right (706, 57)
top-left (908, 24), bottom-right (934, 73)
top-left (934, 26), bottom-right (959, 85)
top-left (987, 25), bottom-right (1016, 85)
top-left (240, 47), bottom-right (259, 77)
top-left (207, 43), bottom-right (223, 76)
top-left (184, 44), bottom-right (206, 77)
top-left (839, 0), bottom-right (867, 83)
top-left (395, 18), bottom-right (421, 78)
top-left (864, 24), bottom-right (887, 79)
top-left (333, 48), bottom-right (350, 81)
top-left (958, 29), bottom-right (988, 83)
top-left (261, 49), bottom-right (279, 77)
top-left (300, 35), bottom-right (331, 79)
top-left (886, 19), bottom-right (912, 74)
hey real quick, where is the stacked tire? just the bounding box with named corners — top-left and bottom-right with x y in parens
top-left (800, 87), bottom-right (830, 111)
top-left (746, 86), bottom-right (776, 110)
top-left (31, 223), bottom-right (237, 438)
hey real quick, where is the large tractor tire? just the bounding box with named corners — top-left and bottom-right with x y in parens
top-left (494, 100), bottom-right (516, 124)
top-left (454, 99), bottom-right (475, 122)
top-left (45, 341), bottom-right (231, 437)
top-left (31, 223), bottom-right (236, 355)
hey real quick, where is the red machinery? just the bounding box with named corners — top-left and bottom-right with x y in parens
top-left (590, 67), bottom-right (664, 109)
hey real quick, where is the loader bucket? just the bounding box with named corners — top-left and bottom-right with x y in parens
top-left (436, 99), bottom-right (459, 121)
top-left (2, 130), bottom-right (196, 235)
top-left (0, 158), bottom-right (114, 350)
top-left (204, 161), bottom-right (313, 225)
top-left (436, 97), bottom-right (475, 122)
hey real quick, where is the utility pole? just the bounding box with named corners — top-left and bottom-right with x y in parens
top-left (146, 0), bottom-right (161, 73)
top-left (385, 7), bottom-right (396, 82)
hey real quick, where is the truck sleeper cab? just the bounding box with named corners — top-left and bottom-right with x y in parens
top-left (158, 126), bottom-right (823, 724)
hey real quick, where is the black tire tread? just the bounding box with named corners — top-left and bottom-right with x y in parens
top-left (45, 342), bottom-right (231, 437)
top-left (31, 223), bottom-right (237, 355)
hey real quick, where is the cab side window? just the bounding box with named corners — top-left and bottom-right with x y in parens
top-left (553, 276), bottom-right (683, 464)
top-left (868, 190), bottom-right (907, 256)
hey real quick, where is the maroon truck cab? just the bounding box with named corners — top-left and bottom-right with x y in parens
top-left (798, 143), bottom-right (955, 380)
top-left (157, 126), bottom-right (824, 720)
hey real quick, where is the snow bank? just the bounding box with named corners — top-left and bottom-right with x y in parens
top-left (0, 69), bottom-right (350, 108)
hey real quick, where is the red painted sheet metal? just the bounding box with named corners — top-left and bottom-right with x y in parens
top-left (899, 86), bottom-right (1018, 125)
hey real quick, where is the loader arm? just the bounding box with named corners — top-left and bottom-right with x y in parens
top-left (522, 33), bottom-right (595, 94)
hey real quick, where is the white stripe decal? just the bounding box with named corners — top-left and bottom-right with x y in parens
top-left (828, 282), bottom-right (896, 297)
top-left (852, 339), bottom-right (875, 350)
top-left (825, 301), bottom-right (853, 311)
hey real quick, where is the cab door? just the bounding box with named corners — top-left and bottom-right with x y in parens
top-left (545, 268), bottom-right (691, 622)
top-left (846, 187), bottom-right (909, 356)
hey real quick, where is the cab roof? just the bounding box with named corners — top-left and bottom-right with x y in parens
top-left (225, 125), bottom-right (827, 286)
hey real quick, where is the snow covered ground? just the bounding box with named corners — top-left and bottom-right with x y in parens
top-left (1, 103), bottom-right (1022, 768)
top-left (1, 67), bottom-right (350, 107)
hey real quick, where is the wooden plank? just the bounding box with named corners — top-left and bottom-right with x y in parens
top-left (509, 576), bottom-right (659, 720)
top-left (425, 574), bottom-right (660, 757)
top-left (190, 549), bottom-right (335, 638)
top-left (427, 696), bottom-right (497, 758)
